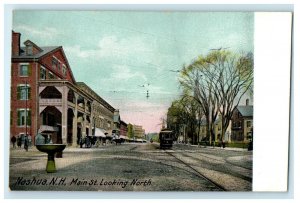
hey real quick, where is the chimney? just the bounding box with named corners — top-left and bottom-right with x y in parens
top-left (12, 31), bottom-right (21, 56)
top-left (246, 99), bottom-right (249, 106)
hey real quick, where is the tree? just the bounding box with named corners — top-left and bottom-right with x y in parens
top-left (127, 123), bottom-right (134, 139)
top-left (205, 51), bottom-right (253, 141)
top-left (180, 59), bottom-right (219, 145)
top-left (179, 50), bottom-right (253, 144)
top-left (167, 95), bottom-right (204, 144)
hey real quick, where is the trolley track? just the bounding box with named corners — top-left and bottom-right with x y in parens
top-left (181, 152), bottom-right (252, 182)
top-left (171, 144), bottom-right (252, 170)
top-left (164, 150), bottom-right (227, 191)
top-left (195, 152), bottom-right (252, 171)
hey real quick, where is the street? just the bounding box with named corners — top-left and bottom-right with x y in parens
top-left (9, 143), bottom-right (252, 191)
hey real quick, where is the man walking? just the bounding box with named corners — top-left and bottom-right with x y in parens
top-left (11, 135), bottom-right (16, 148)
top-left (17, 135), bottom-right (22, 148)
top-left (24, 135), bottom-right (29, 152)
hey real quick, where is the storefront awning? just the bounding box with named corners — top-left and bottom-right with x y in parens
top-left (94, 128), bottom-right (106, 138)
top-left (39, 125), bottom-right (59, 133)
top-left (120, 135), bottom-right (129, 140)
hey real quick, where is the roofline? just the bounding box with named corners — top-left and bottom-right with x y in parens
top-left (38, 46), bottom-right (77, 84)
top-left (12, 46), bottom-right (77, 84)
top-left (76, 82), bottom-right (115, 112)
top-left (23, 40), bottom-right (43, 52)
top-left (59, 47), bottom-right (76, 83)
top-left (11, 46), bottom-right (61, 60)
top-left (120, 120), bottom-right (127, 126)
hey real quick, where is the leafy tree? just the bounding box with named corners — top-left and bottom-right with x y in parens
top-left (179, 49), bottom-right (253, 143)
top-left (127, 123), bottom-right (134, 139)
top-left (167, 96), bottom-right (204, 144)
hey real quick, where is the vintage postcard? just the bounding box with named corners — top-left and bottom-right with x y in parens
top-left (8, 10), bottom-right (291, 192)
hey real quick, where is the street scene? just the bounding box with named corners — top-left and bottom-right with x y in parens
top-left (9, 11), bottom-right (253, 191)
top-left (9, 142), bottom-right (252, 191)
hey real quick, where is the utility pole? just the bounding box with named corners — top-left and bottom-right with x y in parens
top-left (25, 81), bottom-right (27, 139)
top-left (24, 80), bottom-right (29, 152)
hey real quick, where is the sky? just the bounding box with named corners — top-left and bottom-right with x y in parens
top-left (13, 11), bottom-right (254, 133)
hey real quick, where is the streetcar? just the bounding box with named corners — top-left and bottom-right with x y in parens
top-left (159, 129), bottom-right (174, 149)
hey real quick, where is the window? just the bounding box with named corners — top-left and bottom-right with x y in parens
top-left (17, 84), bottom-right (31, 100)
top-left (246, 121), bottom-right (252, 128)
top-left (52, 57), bottom-right (58, 69)
top-left (40, 67), bottom-right (46, 79)
top-left (246, 99), bottom-right (250, 106)
top-left (58, 63), bottom-right (61, 71)
top-left (19, 64), bottom-right (30, 76)
top-left (26, 45), bottom-right (33, 55)
top-left (62, 64), bottom-right (67, 76)
top-left (17, 109), bottom-right (31, 126)
top-left (48, 72), bottom-right (55, 79)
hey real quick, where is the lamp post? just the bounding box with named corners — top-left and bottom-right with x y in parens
top-left (20, 81), bottom-right (29, 151)
top-left (93, 116), bottom-right (96, 136)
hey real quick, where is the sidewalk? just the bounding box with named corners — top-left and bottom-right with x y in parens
top-left (188, 144), bottom-right (250, 152)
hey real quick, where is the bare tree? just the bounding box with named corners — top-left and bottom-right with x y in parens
top-left (179, 50), bottom-right (253, 144)
top-left (180, 59), bottom-right (219, 145)
top-left (205, 51), bottom-right (253, 141)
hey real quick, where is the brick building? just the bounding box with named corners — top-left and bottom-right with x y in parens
top-left (10, 31), bottom-right (117, 146)
top-left (120, 120), bottom-right (128, 137)
top-left (231, 103), bottom-right (253, 143)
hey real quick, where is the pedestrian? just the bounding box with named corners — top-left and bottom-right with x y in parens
top-left (28, 135), bottom-right (32, 147)
top-left (86, 136), bottom-right (91, 148)
top-left (17, 136), bottom-right (22, 148)
top-left (24, 135), bottom-right (29, 152)
top-left (222, 140), bottom-right (225, 148)
top-left (11, 135), bottom-right (17, 148)
top-left (79, 136), bottom-right (83, 148)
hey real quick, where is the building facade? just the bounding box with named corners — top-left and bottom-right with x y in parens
top-left (113, 109), bottom-right (121, 136)
top-left (231, 104), bottom-right (253, 143)
top-left (76, 82), bottom-right (115, 137)
top-left (10, 31), bottom-right (117, 146)
top-left (133, 125), bottom-right (145, 139)
top-left (213, 116), bottom-right (231, 143)
top-left (120, 120), bottom-right (128, 137)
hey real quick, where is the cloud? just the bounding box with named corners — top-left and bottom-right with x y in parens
top-left (14, 25), bottom-right (59, 39)
top-left (110, 65), bottom-right (147, 81)
top-left (64, 45), bottom-right (93, 58)
top-left (64, 35), bottom-right (153, 60)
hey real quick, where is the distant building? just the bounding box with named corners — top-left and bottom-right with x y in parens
top-left (198, 119), bottom-right (207, 142)
top-left (113, 109), bottom-right (121, 135)
top-left (231, 103), bottom-right (253, 143)
top-left (214, 115), bottom-right (231, 143)
top-left (133, 125), bottom-right (145, 139)
top-left (120, 120), bottom-right (128, 137)
top-left (76, 82), bottom-right (115, 136)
